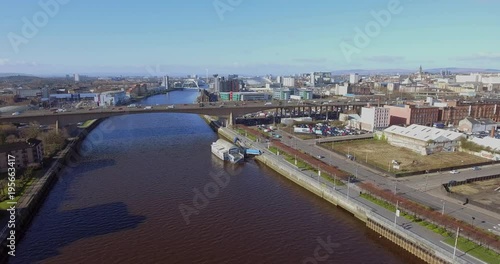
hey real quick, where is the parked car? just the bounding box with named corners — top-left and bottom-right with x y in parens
top-left (450, 170), bottom-right (459, 174)
top-left (472, 166), bottom-right (480, 171)
top-left (316, 155), bottom-right (325, 159)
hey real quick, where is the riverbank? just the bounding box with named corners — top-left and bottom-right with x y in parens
top-left (0, 118), bottom-right (104, 261)
top-left (215, 125), bottom-right (483, 264)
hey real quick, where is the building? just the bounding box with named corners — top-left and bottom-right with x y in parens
top-left (74, 74), bottom-right (80, 82)
top-left (215, 77), bottom-right (239, 93)
top-left (387, 83), bottom-right (400, 93)
top-left (458, 117), bottom-right (497, 133)
top-left (15, 88), bottom-right (41, 99)
top-left (360, 106), bottom-right (390, 132)
top-left (219, 92), bottom-right (270, 101)
top-left (162, 76), bottom-right (169, 89)
top-left (349, 73), bottom-right (360, 84)
top-left (0, 139), bottom-right (44, 172)
top-left (469, 137), bottom-right (500, 160)
top-left (440, 103), bottom-right (500, 125)
top-left (98, 90), bottom-right (127, 107)
top-left (385, 105), bottom-right (439, 126)
top-left (282, 77), bottom-right (295, 87)
top-left (272, 88), bottom-right (291, 100)
top-left (298, 89), bottom-right (313, 100)
top-left (383, 124), bottom-right (464, 155)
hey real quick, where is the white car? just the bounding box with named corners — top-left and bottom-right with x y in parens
top-left (167, 105), bottom-right (175, 109)
top-left (450, 170), bottom-right (459, 174)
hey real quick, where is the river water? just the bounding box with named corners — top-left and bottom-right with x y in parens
top-left (11, 90), bottom-right (422, 264)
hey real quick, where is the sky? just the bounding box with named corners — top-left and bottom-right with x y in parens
top-left (0, 0), bottom-right (499, 76)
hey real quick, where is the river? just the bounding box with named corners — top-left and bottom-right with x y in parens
top-left (11, 90), bottom-right (422, 264)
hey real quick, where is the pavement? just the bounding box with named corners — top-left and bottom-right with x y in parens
top-left (223, 127), bottom-right (485, 264)
top-left (274, 128), bottom-right (500, 237)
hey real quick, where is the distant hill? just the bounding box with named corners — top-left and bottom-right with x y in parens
top-left (331, 68), bottom-right (500, 75)
top-left (0, 73), bottom-right (35, 77)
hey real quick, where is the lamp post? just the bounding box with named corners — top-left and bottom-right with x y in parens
top-left (347, 176), bottom-right (351, 201)
top-left (394, 200), bottom-right (400, 226)
top-left (452, 227), bottom-right (460, 262)
top-left (441, 200), bottom-right (445, 215)
top-left (333, 174), bottom-right (337, 191)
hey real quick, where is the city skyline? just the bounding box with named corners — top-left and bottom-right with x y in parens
top-left (1, 0), bottom-right (499, 76)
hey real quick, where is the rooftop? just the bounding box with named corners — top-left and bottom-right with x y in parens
top-left (384, 124), bottom-right (464, 142)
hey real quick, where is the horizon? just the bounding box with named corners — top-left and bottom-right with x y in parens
top-left (1, 0), bottom-right (500, 76)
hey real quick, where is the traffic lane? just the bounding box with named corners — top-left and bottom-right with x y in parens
top-left (280, 134), bottom-right (499, 231)
top-left (403, 165), bottom-right (500, 190)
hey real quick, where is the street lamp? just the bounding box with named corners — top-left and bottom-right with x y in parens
top-left (452, 227), bottom-right (461, 262)
top-left (441, 200), bottom-right (445, 215)
top-left (347, 176), bottom-right (351, 201)
top-left (394, 200), bottom-right (400, 226)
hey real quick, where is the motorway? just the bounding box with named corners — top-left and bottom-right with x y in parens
top-left (222, 127), bottom-right (484, 264)
top-left (274, 128), bottom-right (500, 236)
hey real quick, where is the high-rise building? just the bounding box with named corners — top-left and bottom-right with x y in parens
top-left (162, 76), bottom-right (169, 89)
top-left (74, 74), bottom-right (80, 82)
top-left (310, 72), bottom-right (315, 86)
top-left (349, 73), bottom-right (359, 84)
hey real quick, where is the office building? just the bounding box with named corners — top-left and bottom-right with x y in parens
top-left (360, 106), bottom-right (390, 132)
top-left (74, 74), bottom-right (80, 82)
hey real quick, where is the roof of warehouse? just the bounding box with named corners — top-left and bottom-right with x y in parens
top-left (384, 124), bottom-right (464, 142)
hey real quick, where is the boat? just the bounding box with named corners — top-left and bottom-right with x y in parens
top-left (211, 139), bottom-right (244, 163)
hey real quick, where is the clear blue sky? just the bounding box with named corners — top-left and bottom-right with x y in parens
top-left (0, 0), bottom-right (499, 76)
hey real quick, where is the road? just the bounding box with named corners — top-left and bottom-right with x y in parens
top-left (223, 127), bottom-right (484, 264)
top-left (275, 128), bottom-right (500, 236)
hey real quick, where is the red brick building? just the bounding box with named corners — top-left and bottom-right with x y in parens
top-left (385, 105), bottom-right (439, 126)
top-left (440, 103), bottom-right (500, 125)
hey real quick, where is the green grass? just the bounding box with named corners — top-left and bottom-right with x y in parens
top-left (269, 146), bottom-right (344, 186)
top-left (0, 177), bottom-right (37, 210)
top-left (359, 193), bottom-right (499, 264)
top-left (443, 237), bottom-right (500, 264)
top-left (235, 128), bottom-right (256, 142)
top-left (78, 119), bottom-right (97, 129)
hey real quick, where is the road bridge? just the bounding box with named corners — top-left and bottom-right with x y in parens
top-left (0, 101), bottom-right (376, 126)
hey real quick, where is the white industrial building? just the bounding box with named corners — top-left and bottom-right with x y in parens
top-left (383, 124), bottom-right (465, 155)
top-left (469, 137), bottom-right (500, 160)
top-left (360, 107), bottom-right (390, 132)
top-left (97, 90), bottom-right (127, 107)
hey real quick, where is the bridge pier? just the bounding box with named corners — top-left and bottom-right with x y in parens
top-left (55, 119), bottom-right (59, 135)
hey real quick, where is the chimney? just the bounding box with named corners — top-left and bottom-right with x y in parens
top-left (491, 126), bottom-right (496, 138)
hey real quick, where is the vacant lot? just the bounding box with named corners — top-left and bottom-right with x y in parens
top-left (451, 178), bottom-right (500, 211)
top-left (322, 139), bottom-right (488, 174)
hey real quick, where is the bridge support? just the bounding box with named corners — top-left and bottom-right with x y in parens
top-left (55, 119), bottom-right (59, 135)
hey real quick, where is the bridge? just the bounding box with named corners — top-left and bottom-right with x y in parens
top-left (0, 101), bottom-right (375, 126)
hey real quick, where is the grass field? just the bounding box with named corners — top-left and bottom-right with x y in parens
top-left (322, 139), bottom-right (488, 174)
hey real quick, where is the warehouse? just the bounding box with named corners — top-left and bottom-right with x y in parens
top-left (383, 124), bottom-right (465, 155)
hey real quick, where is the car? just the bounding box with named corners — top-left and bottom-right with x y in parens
top-left (450, 170), bottom-right (459, 174)
top-left (316, 155), bottom-right (325, 159)
top-left (11, 112), bottom-right (20, 116)
top-left (167, 105), bottom-right (175, 109)
top-left (144, 106), bottom-right (152, 110)
top-left (472, 166), bottom-right (481, 171)
top-left (264, 102), bottom-right (272, 105)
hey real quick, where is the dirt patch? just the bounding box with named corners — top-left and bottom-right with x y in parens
top-left (451, 179), bottom-right (500, 210)
top-left (323, 139), bottom-right (488, 174)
